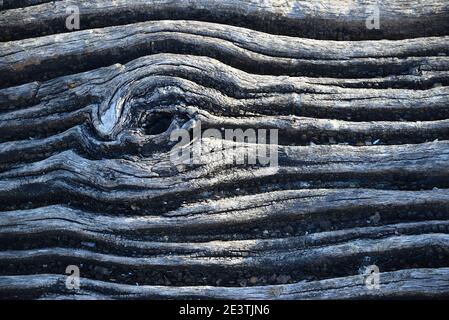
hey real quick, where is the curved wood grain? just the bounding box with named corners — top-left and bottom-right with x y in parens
top-left (1, 0), bottom-right (448, 300)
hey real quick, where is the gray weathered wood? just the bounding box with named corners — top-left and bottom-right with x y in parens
top-left (1, 20), bottom-right (448, 87)
top-left (1, 0), bottom-right (448, 41)
top-left (1, 0), bottom-right (448, 300)
top-left (2, 268), bottom-right (449, 299)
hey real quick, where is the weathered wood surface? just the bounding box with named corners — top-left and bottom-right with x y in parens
top-left (2, 21), bottom-right (449, 87)
top-left (0, 0), bottom-right (54, 10)
top-left (3, 268), bottom-right (449, 299)
top-left (0, 0), bottom-right (449, 300)
top-left (1, 0), bottom-right (449, 41)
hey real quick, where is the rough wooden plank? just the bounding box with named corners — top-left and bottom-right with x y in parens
top-left (2, 268), bottom-right (449, 299)
top-left (1, 0), bottom-right (448, 301)
top-left (1, 54), bottom-right (447, 131)
top-left (0, 0), bottom-right (56, 10)
top-left (1, 0), bottom-right (448, 41)
top-left (1, 188), bottom-right (449, 234)
top-left (1, 139), bottom-right (449, 203)
top-left (0, 234), bottom-right (448, 279)
top-left (1, 20), bottom-right (448, 87)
